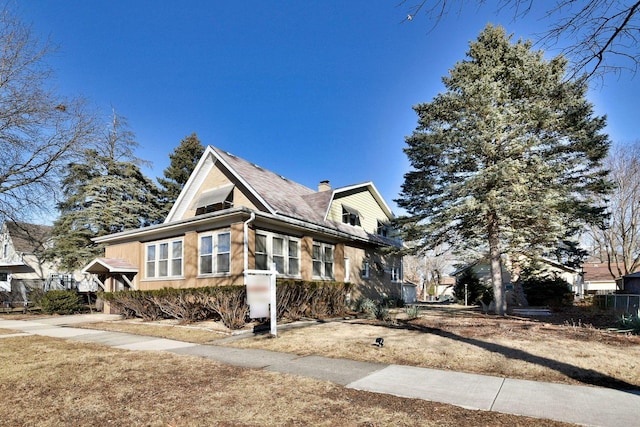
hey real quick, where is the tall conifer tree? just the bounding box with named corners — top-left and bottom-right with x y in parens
top-left (48, 111), bottom-right (163, 270)
top-left (396, 25), bottom-right (610, 314)
top-left (158, 133), bottom-right (205, 216)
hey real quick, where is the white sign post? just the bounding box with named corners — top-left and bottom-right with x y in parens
top-left (245, 265), bottom-right (277, 336)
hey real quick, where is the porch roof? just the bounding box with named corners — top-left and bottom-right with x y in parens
top-left (83, 258), bottom-right (139, 274)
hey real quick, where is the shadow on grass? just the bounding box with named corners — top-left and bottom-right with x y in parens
top-left (362, 319), bottom-right (639, 393)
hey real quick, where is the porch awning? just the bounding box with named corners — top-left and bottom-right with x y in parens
top-left (82, 258), bottom-right (138, 274)
top-left (342, 204), bottom-right (361, 217)
top-left (192, 184), bottom-right (234, 209)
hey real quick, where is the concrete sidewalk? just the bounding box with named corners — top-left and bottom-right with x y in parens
top-left (1, 314), bottom-right (639, 426)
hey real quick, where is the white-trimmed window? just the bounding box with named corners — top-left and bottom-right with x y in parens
top-left (342, 205), bottom-right (361, 227)
top-left (390, 266), bottom-right (402, 282)
top-left (377, 221), bottom-right (390, 237)
top-left (312, 242), bottom-right (334, 279)
top-left (255, 231), bottom-right (300, 276)
top-left (361, 260), bottom-right (370, 279)
top-left (199, 231), bottom-right (231, 275)
top-left (146, 239), bottom-right (183, 278)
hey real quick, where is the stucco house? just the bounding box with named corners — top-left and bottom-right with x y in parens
top-left (84, 146), bottom-right (403, 312)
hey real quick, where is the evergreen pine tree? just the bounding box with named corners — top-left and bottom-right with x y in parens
top-left (395, 25), bottom-right (611, 315)
top-left (48, 111), bottom-right (163, 270)
top-left (157, 132), bottom-right (205, 216)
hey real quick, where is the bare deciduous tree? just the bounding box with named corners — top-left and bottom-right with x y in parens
top-left (587, 142), bottom-right (640, 280)
top-left (400, 0), bottom-right (640, 80)
top-left (0, 6), bottom-right (95, 222)
top-left (403, 245), bottom-right (455, 299)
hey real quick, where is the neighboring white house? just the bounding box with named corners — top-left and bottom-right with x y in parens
top-left (452, 256), bottom-right (582, 303)
top-left (580, 262), bottom-right (623, 295)
top-left (0, 222), bottom-right (55, 302)
top-left (0, 221), bottom-right (87, 304)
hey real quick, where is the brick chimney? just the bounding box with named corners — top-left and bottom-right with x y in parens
top-left (318, 180), bottom-right (331, 192)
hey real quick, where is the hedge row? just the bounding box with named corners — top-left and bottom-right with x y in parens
top-left (102, 280), bottom-right (352, 329)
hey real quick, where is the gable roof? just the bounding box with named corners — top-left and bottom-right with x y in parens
top-left (5, 221), bottom-right (52, 254)
top-left (165, 146), bottom-right (397, 246)
top-left (83, 257), bottom-right (139, 274)
top-left (323, 181), bottom-right (393, 221)
top-left (582, 262), bottom-right (624, 282)
top-left (167, 146), bottom-right (323, 223)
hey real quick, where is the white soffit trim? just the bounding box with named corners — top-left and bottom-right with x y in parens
top-left (324, 181), bottom-right (393, 221)
top-left (165, 147), bottom-right (218, 222)
top-left (342, 204), bottom-right (362, 217)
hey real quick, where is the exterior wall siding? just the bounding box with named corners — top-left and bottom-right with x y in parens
top-left (343, 245), bottom-right (402, 301)
top-left (328, 190), bottom-right (390, 234)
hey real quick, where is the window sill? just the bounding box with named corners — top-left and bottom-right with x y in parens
top-left (142, 276), bottom-right (185, 282)
top-left (197, 273), bottom-right (231, 278)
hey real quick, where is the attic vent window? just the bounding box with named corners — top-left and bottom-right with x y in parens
top-left (194, 184), bottom-right (234, 215)
top-left (342, 204), bottom-right (361, 227)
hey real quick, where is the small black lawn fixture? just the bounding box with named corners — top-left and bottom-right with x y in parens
top-left (374, 337), bottom-right (384, 347)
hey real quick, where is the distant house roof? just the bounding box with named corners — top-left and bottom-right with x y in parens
top-left (582, 262), bottom-right (626, 282)
top-left (5, 221), bottom-right (52, 254)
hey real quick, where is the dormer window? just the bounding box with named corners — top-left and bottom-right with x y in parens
top-left (342, 205), bottom-right (361, 227)
top-left (194, 184), bottom-right (234, 215)
top-left (377, 220), bottom-right (390, 237)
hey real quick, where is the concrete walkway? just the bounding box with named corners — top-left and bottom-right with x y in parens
top-left (1, 314), bottom-right (639, 426)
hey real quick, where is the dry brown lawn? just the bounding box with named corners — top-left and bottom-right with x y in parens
top-left (78, 317), bottom-right (235, 344)
top-left (0, 334), bottom-right (572, 426)
top-left (224, 305), bottom-right (640, 390)
top-left (74, 303), bottom-right (640, 390)
top-left (1, 304), bottom-right (633, 425)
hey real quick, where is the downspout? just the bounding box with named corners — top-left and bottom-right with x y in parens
top-left (243, 212), bottom-right (256, 284)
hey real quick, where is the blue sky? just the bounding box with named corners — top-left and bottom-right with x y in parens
top-left (19, 1), bottom-right (639, 214)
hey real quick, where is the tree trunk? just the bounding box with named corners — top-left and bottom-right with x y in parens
top-left (487, 211), bottom-right (506, 315)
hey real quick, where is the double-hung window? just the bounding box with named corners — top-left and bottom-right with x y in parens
top-left (390, 266), bottom-right (402, 282)
top-left (312, 242), bottom-right (334, 279)
top-left (199, 231), bottom-right (231, 275)
top-left (254, 231), bottom-right (300, 276)
top-left (146, 239), bottom-right (183, 278)
top-left (342, 205), bottom-right (361, 227)
top-left (361, 260), bottom-right (370, 279)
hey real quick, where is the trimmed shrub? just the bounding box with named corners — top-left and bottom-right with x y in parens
top-left (276, 279), bottom-right (352, 320)
top-left (521, 274), bottom-right (572, 307)
top-left (40, 290), bottom-right (82, 315)
top-left (102, 280), bottom-right (353, 329)
top-left (202, 286), bottom-right (248, 329)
